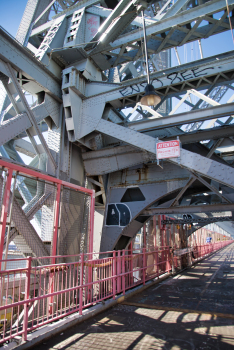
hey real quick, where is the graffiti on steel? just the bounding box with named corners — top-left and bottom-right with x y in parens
top-left (119, 67), bottom-right (216, 97)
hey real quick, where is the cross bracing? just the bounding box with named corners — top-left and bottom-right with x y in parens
top-left (0, 0), bottom-right (234, 256)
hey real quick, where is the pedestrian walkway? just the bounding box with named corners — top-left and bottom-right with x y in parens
top-left (34, 243), bottom-right (234, 350)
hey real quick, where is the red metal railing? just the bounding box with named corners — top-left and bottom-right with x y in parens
top-left (0, 240), bottom-right (232, 344)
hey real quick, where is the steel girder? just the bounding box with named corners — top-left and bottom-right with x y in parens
top-left (162, 217), bottom-right (232, 225)
top-left (128, 103), bottom-right (234, 132)
top-left (84, 0), bottom-right (150, 50)
top-left (88, 51), bottom-right (234, 103)
top-left (87, 0), bottom-right (234, 69)
top-left (83, 123), bottom-right (234, 177)
top-left (16, 0), bottom-right (52, 46)
top-left (143, 203), bottom-right (234, 215)
top-left (59, 50), bottom-right (234, 144)
top-left (0, 27), bottom-right (61, 100)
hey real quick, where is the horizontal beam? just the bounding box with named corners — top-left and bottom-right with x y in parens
top-left (162, 217), bottom-right (232, 224)
top-left (172, 125), bottom-right (234, 144)
top-left (95, 119), bottom-right (234, 190)
top-left (85, 51), bottom-right (234, 103)
top-left (129, 102), bottom-right (234, 132)
top-left (83, 123), bottom-right (234, 175)
top-left (143, 203), bottom-right (234, 215)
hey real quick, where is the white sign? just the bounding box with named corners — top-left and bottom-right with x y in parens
top-left (156, 140), bottom-right (180, 159)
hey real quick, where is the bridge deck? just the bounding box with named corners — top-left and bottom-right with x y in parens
top-left (34, 243), bottom-right (234, 350)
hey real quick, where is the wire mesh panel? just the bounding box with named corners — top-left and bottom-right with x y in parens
top-left (9, 175), bottom-right (56, 260)
top-left (0, 160), bottom-right (93, 269)
top-left (59, 187), bottom-right (91, 260)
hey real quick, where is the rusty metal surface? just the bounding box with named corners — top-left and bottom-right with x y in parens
top-left (33, 243), bottom-right (234, 350)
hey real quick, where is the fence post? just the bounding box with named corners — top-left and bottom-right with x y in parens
top-left (143, 248), bottom-right (146, 285)
top-left (167, 246), bottom-right (171, 272)
top-left (122, 249), bottom-right (125, 295)
top-left (113, 251), bottom-right (116, 299)
top-left (79, 253), bottom-right (84, 315)
top-left (0, 168), bottom-right (13, 267)
top-left (156, 247), bottom-right (159, 278)
top-left (22, 256), bottom-right (32, 342)
top-left (117, 250), bottom-right (121, 293)
top-left (129, 242), bottom-right (134, 286)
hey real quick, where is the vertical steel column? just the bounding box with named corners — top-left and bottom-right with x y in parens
top-left (89, 190), bottom-right (95, 257)
top-left (51, 183), bottom-right (61, 262)
top-left (22, 256), bottom-right (32, 341)
top-left (87, 190), bottom-right (95, 304)
top-left (143, 224), bottom-right (146, 249)
top-left (141, 11), bottom-right (150, 84)
top-left (49, 183), bottom-right (61, 314)
top-left (153, 215), bottom-right (157, 249)
top-left (0, 169), bottom-right (13, 267)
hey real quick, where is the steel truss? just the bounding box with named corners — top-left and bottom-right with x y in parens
top-left (0, 0), bottom-right (234, 255)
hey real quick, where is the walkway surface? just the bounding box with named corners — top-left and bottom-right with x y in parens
top-left (34, 243), bottom-right (234, 350)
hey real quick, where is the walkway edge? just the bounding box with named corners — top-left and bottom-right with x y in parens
top-left (5, 273), bottom-right (171, 350)
top-left (6, 243), bottom-right (231, 350)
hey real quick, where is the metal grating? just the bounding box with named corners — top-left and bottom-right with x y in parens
top-left (58, 187), bottom-right (91, 260)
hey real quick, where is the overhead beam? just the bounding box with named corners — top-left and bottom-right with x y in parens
top-left (162, 217), bottom-right (232, 224)
top-left (94, 118), bottom-right (234, 190)
top-left (83, 124), bottom-right (234, 175)
top-left (143, 203), bottom-right (234, 215)
top-left (129, 102), bottom-right (234, 132)
top-left (85, 50), bottom-right (234, 102)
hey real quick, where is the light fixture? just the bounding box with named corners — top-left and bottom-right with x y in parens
top-left (140, 84), bottom-right (161, 106)
top-left (140, 11), bottom-right (161, 107)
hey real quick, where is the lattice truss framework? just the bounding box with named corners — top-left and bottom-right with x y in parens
top-left (0, 0), bottom-right (234, 254)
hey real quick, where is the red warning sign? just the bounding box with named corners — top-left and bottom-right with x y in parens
top-left (156, 140), bottom-right (180, 159)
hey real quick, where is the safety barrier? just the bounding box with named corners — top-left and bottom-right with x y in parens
top-left (0, 240), bottom-right (232, 344)
top-left (0, 158), bottom-right (95, 266)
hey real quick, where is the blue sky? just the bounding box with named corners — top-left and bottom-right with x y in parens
top-left (0, 0), bottom-right (28, 37)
